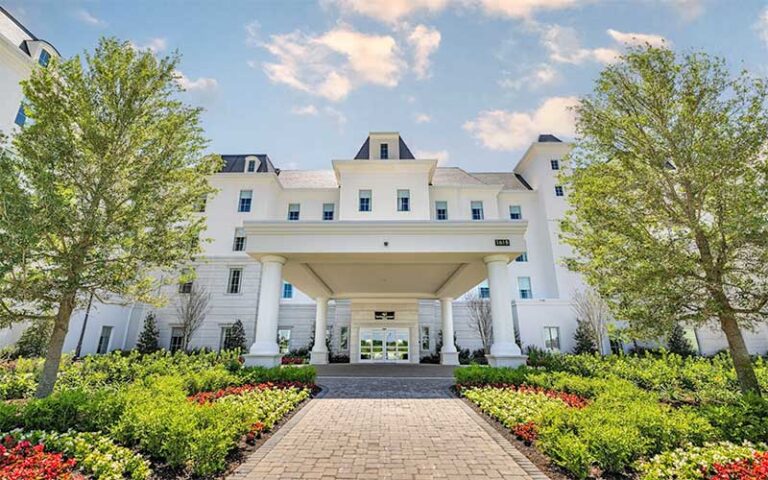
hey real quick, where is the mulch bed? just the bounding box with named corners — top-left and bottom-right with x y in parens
top-left (452, 387), bottom-right (571, 480)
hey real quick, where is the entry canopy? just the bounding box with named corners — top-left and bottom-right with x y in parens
top-left (243, 220), bottom-right (527, 299)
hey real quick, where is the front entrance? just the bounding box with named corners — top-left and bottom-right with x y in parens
top-left (359, 328), bottom-right (410, 362)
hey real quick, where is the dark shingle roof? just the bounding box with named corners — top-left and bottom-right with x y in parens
top-left (537, 134), bottom-right (562, 143)
top-left (354, 138), bottom-right (370, 159)
top-left (220, 154), bottom-right (277, 173)
top-left (468, 172), bottom-right (533, 191)
top-left (399, 136), bottom-right (415, 159)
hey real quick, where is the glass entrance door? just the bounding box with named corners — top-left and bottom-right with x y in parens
top-left (360, 328), bottom-right (409, 362)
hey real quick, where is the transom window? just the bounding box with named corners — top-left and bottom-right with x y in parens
top-left (287, 203), bottom-right (300, 221)
top-left (516, 252), bottom-right (528, 262)
top-left (277, 328), bottom-right (291, 353)
top-left (543, 326), bottom-right (561, 352)
top-left (509, 205), bottom-right (522, 220)
top-left (96, 326), bottom-right (112, 354)
top-left (233, 228), bottom-right (246, 251)
top-left (550, 159), bottom-right (560, 170)
top-left (282, 282), bottom-right (293, 299)
top-left (323, 203), bottom-right (335, 221)
top-left (238, 190), bottom-right (252, 212)
top-left (359, 189), bottom-right (372, 212)
top-left (170, 327), bottom-right (184, 352)
top-left (38, 49), bottom-right (51, 67)
top-left (397, 189), bottom-right (410, 212)
top-left (554, 185), bottom-right (564, 197)
top-left (380, 143), bottom-right (388, 159)
top-left (14, 104), bottom-right (26, 127)
top-left (471, 201), bottom-right (484, 220)
top-left (518, 276), bottom-right (532, 299)
top-left (227, 268), bottom-right (243, 294)
top-left (374, 311), bottom-right (395, 320)
top-left (247, 159), bottom-right (256, 172)
top-left (435, 201), bottom-right (448, 220)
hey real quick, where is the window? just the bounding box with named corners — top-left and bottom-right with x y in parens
top-left (227, 268), bottom-right (243, 294)
top-left (96, 326), bottom-right (112, 354)
top-left (471, 201), bottom-right (484, 220)
top-left (282, 282), bottom-right (293, 299)
top-left (14, 104), bottom-right (25, 127)
top-left (219, 325), bottom-right (234, 351)
top-left (359, 189), bottom-right (372, 212)
top-left (322, 203), bottom-right (334, 221)
top-left (550, 159), bottom-right (560, 170)
top-left (38, 49), bottom-right (51, 67)
top-left (421, 326), bottom-right (430, 351)
top-left (509, 205), bottom-right (522, 220)
top-left (518, 276), bottom-right (532, 299)
top-left (287, 203), bottom-right (300, 221)
top-left (479, 286), bottom-right (490, 299)
top-left (238, 190), bottom-right (252, 212)
top-left (340, 326), bottom-right (349, 350)
top-left (554, 185), bottom-right (564, 197)
top-left (247, 159), bottom-right (256, 172)
top-left (543, 327), bottom-right (560, 352)
top-left (397, 189), bottom-right (410, 212)
top-left (374, 311), bottom-right (395, 320)
top-left (435, 201), bottom-right (448, 220)
top-left (170, 327), bottom-right (184, 352)
top-left (380, 143), bottom-right (388, 159)
top-left (277, 328), bottom-right (291, 354)
top-left (196, 194), bottom-right (207, 212)
top-left (516, 252), bottom-right (528, 262)
top-left (179, 280), bottom-right (193, 294)
top-left (233, 228), bottom-right (246, 251)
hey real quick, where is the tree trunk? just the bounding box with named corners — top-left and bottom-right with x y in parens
top-left (35, 293), bottom-right (76, 398)
top-left (719, 310), bottom-right (762, 396)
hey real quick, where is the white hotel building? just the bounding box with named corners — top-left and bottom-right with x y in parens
top-left (1, 9), bottom-right (766, 363)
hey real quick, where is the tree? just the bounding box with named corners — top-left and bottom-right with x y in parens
top-left (562, 46), bottom-right (768, 395)
top-left (667, 323), bottom-right (697, 357)
top-left (466, 291), bottom-right (493, 354)
top-left (15, 319), bottom-right (53, 358)
top-left (573, 319), bottom-right (598, 354)
top-left (0, 38), bottom-right (218, 397)
top-left (136, 312), bottom-right (160, 354)
top-left (571, 288), bottom-right (611, 355)
top-left (223, 319), bottom-right (247, 351)
top-left (176, 285), bottom-right (211, 351)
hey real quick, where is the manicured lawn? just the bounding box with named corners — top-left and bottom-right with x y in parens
top-left (0, 351), bottom-right (316, 478)
top-left (456, 352), bottom-right (768, 480)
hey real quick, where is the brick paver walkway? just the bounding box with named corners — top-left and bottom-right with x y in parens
top-left (229, 375), bottom-right (547, 480)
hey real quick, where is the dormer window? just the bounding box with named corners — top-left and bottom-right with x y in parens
top-left (550, 159), bottom-right (560, 170)
top-left (380, 143), bottom-right (388, 160)
top-left (247, 159), bottom-right (256, 172)
top-left (38, 49), bottom-right (51, 67)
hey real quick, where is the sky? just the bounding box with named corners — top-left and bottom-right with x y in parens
top-left (5, 0), bottom-right (768, 171)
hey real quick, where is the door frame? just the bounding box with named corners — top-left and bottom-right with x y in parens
top-left (358, 327), bottom-right (411, 363)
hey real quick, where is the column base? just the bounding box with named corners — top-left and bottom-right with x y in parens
top-left (486, 354), bottom-right (528, 368)
top-left (440, 351), bottom-right (460, 366)
top-left (310, 350), bottom-right (329, 365)
top-left (242, 353), bottom-right (283, 368)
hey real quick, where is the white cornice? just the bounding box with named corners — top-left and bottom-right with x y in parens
top-left (243, 219), bottom-right (527, 236)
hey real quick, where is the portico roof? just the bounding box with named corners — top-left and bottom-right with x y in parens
top-left (243, 220), bottom-right (527, 300)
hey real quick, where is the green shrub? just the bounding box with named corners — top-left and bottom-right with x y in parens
top-left (20, 388), bottom-right (124, 432)
top-left (701, 393), bottom-right (768, 443)
top-left (0, 372), bottom-right (36, 400)
top-left (14, 319), bottom-right (53, 358)
top-left (0, 402), bottom-right (19, 431)
top-left (639, 441), bottom-right (765, 480)
top-left (454, 365), bottom-right (529, 385)
top-left (539, 432), bottom-right (592, 480)
top-left (238, 365), bottom-right (316, 384)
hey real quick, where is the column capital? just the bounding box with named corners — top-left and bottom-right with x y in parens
top-left (261, 255), bottom-right (287, 265)
top-left (316, 296), bottom-right (330, 304)
top-left (439, 296), bottom-right (454, 303)
top-left (483, 254), bottom-right (510, 265)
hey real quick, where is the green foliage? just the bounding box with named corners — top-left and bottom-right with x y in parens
top-left (454, 365), bottom-right (530, 385)
top-left (701, 393), bottom-right (768, 443)
top-left (14, 319), bottom-right (53, 358)
top-left (639, 441), bottom-right (765, 480)
top-left (223, 319), bottom-right (247, 351)
top-left (18, 388), bottom-right (125, 433)
top-left (667, 324), bottom-right (696, 357)
top-left (573, 319), bottom-right (598, 355)
top-left (238, 365), bottom-right (317, 385)
top-left (135, 313), bottom-right (160, 354)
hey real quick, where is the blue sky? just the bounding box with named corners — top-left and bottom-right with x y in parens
top-left (6, 0), bottom-right (768, 171)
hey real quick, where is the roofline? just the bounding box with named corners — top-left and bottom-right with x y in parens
top-left (514, 140), bottom-right (574, 173)
top-left (0, 6), bottom-right (61, 57)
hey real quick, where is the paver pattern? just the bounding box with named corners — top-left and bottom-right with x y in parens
top-left (230, 372), bottom-right (546, 480)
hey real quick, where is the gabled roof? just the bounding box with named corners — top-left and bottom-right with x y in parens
top-left (432, 167), bottom-right (485, 186)
top-left (353, 132), bottom-right (415, 160)
top-left (537, 134), bottom-right (562, 143)
top-left (431, 168), bottom-right (532, 191)
top-left (470, 173), bottom-right (532, 191)
top-left (354, 137), bottom-right (369, 160)
top-left (398, 136), bottom-right (415, 159)
top-left (220, 154), bottom-right (277, 173)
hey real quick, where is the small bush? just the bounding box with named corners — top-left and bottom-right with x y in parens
top-left (20, 388), bottom-right (124, 433)
top-left (701, 393), bottom-right (768, 443)
top-left (454, 365), bottom-right (529, 385)
top-left (238, 365), bottom-right (316, 385)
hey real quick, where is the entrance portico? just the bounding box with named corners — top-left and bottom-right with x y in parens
top-left (242, 220), bottom-right (528, 368)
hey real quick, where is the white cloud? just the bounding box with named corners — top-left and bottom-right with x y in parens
top-left (76, 9), bottom-right (106, 27)
top-left (607, 29), bottom-right (668, 48)
top-left (415, 149), bottom-right (449, 165)
top-left (660, 0), bottom-right (705, 21)
top-left (291, 105), bottom-right (319, 116)
top-left (175, 71), bottom-right (218, 92)
top-left (322, 0), bottom-right (449, 23)
top-left (130, 38), bottom-right (167, 54)
top-left (407, 24), bottom-right (441, 80)
top-left (260, 26), bottom-right (404, 102)
top-left (245, 20), bottom-right (261, 47)
top-left (415, 113), bottom-right (432, 123)
top-left (542, 25), bottom-right (620, 65)
top-left (499, 63), bottom-right (558, 90)
top-left (463, 96), bottom-right (579, 151)
top-left (471, 0), bottom-right (592, 19)
top-left (756, 7), bottom-right (768, 48)
top-left (324, 106), bottom-right (348, 129)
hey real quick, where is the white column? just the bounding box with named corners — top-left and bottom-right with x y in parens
top-left (244, 255), bottom-right (286, 367)
top-left (484, 255), bottom-right (526, 367)
top-left (310, 297), bottom-right (329, 365)
top-left (440, 297), bottom-right (459, 365)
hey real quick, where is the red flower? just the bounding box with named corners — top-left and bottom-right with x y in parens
top-left (709, 452), bottom-right (768, 480)
top-left (187, 381), bottom-right (317, 404)
top-left (512, 422), bottom-right (539, 444)
top-left (0, 440), bottom-right (80, 480)
top-left (455, 382), bottom-right (588, 408)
